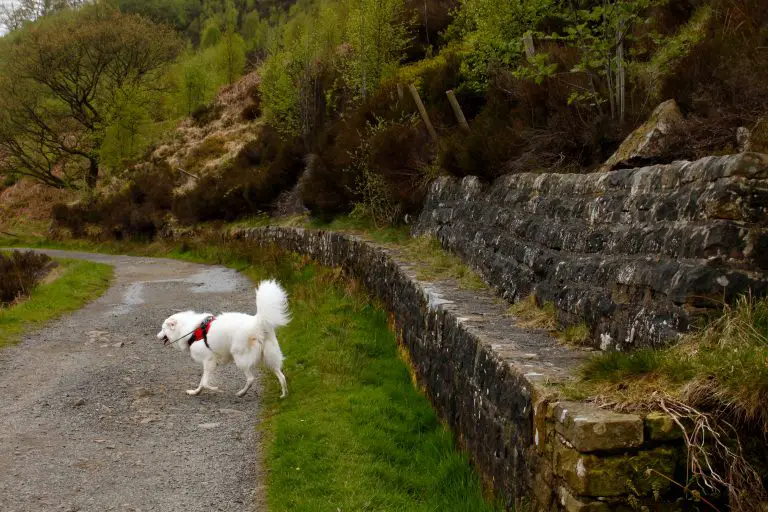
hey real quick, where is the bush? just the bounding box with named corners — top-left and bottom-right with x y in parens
top-left (191, 103), bottom-right (224, 126)
top-left (53, 161), bottom-right (178, 240)
top-left (0, 251), bottom-right (53, 305)
top-left (302, 84), bottom-right (437, 221)
top-left (173, 126), bottom-right (305, 223)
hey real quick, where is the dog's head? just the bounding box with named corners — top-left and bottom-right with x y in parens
top-left (157, 314), bottom-right (186, 351)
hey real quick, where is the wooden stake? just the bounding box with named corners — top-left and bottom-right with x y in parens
top-left (523, 32), bottom-right (535, 61)
top-left (408, 84), bottom-right (438, 142)
top-left (396, 83), bottom-right (404, 101)
top-left (177, 167), bottom-right (200, 180)
top-left (446, 90), bottom-right (470, 133)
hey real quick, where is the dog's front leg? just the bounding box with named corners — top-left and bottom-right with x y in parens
top-left (187, 359), bottom-right (219, 395)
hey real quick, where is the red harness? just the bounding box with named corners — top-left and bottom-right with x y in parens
top-left (189, 316), bottom-right (216, 349)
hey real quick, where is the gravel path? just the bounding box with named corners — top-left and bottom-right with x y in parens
top-left (0, 250), bottom-right (265, 512)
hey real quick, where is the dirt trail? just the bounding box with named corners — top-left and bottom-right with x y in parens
top-left (0, 250), bottom-right (265, 512)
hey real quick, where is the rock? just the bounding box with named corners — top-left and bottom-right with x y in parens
top-left (554, 439), bottom-right (678, 497)
top-left (557, 486), bottom-right (611, 512)
top-left (73, 398), bottom-right (86, 407)
top-left (554, 402), bottom-right (643, 452)
top-left (602, 99), bottom-right (684, 171)
top-left (645, 412), bottom-right (684, 442)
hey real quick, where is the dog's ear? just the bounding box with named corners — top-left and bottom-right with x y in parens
top-left (166, 318), bottom-right (177, 330)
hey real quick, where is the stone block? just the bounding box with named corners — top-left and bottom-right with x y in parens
top-left (557, 486), bottom-right (611, 512)
top-left (555, 401), bottom-right (643, 452)
top-left (554, 438), bottom-right (679, 497)
top-left (645, 412), bottom-right (683, 442)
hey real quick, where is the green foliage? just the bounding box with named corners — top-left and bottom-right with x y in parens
top-left (635, 4), bottom-right (712, 102)
top-left (218, 28), bottom-right (247, 85)
top-left (201, 18), bottom-right (222, 47)
top-left (446, 0), bottom-right (554, 92)
top-left (0, 5), bottom-right (182, 189)
top-left (342, 0), bottom-right (413, 100)
top-left (0, 258), bottom-right (113, 349)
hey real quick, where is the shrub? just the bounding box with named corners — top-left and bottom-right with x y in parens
top-left (0, 251), bottom-right (53, 305)
top-left (191, 103), bottom-right (224, 126)
top-left (173, 126), bottom-right (305, 223)
top-left (303, 84), bottom-right (437, 222)
top-left (52, 161), bottom-right (178, 240)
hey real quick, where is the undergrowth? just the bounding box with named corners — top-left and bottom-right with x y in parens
top-left (0, 258), bottom-right (113, 349)
top-left (0, 250), bottom-right (53, 305)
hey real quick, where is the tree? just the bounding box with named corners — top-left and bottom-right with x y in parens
top-left (0, 5), bottom-right (182, 188)
top-left (344, 0), bottom-right (412, 100)
top-left (219, 28), bottom-right (246, 85)
top-left (554, 0), bottom-right (660, 123)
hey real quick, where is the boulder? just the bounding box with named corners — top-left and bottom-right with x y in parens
top-left (602, 99), bottom-right (684, 171)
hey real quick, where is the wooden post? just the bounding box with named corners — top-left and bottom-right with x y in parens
top-left (408, 84), bottom-right (438, 142)
top-left (523, 32), bottom-right (535, 61)
top-left (177, 167), bottom-right (200, 180)
top-left (396, 83), bottom-right (404, 101)
top-left (446, 90), bottom-right (470, 133)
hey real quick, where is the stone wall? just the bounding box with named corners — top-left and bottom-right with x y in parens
top-left (414, 153), bottom-right (768, 350)
top-left (183, 226), bottom-right (690, 510)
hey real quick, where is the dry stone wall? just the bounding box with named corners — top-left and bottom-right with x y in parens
top-left (414, 153), bottom-right (768, 350)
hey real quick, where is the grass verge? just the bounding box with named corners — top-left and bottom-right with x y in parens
top-left (0, 258), bottom-right (113, 349)
top-left (1, 237), bottom-right (502, 510)
top-left (566, 294), bottom-right (768, 424)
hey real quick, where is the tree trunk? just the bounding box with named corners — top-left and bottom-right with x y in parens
top-left (86, 156), bottom-right (99, 189)
top-left (617, 19), bottom-right (626, 124)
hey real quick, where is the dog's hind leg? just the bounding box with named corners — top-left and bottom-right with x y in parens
top-left (273, 369), bottom-right (288, 399)
top-left (264, 342), bottom-right (287, 398)
top-left (236, 367), bottom-right (255, 398)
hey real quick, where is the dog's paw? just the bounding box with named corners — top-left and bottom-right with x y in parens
top-left (235, 389), bottom-right (247, 397)
top-left (205, 386), bottom-right (220, 392)
top-left (279, 392), bottom-right (287, 399)
top-left (186, 388), bottom-right (201, 396)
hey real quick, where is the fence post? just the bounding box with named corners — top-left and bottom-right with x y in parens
top-left (446, 90), bottom-right (470, 133)
top-left (408, 83), bottom-right (438, 142)
top-left (523, 32), bottom-right (535, 61)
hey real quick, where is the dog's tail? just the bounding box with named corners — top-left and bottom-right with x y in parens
top-left (255, 279), bottom-right (290, 328)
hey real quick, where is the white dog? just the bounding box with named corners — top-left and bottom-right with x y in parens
top-left (157, 279), bottom-right (290, 398)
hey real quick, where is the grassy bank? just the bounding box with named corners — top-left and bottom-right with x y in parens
top-left (0, 236), bottom-right (502, 510)
top-left (0, 258), bottom-right (113, 349)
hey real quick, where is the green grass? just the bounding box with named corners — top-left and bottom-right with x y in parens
top-left (0, 258), bottom-right (113, 349)
top-left (566, 295), bottom-right (768, 425)
top-left (3, 236), bottom-right (502, 510)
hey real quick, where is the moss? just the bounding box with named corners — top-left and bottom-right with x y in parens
top-left (555, 441), bottom-right (679, 497)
